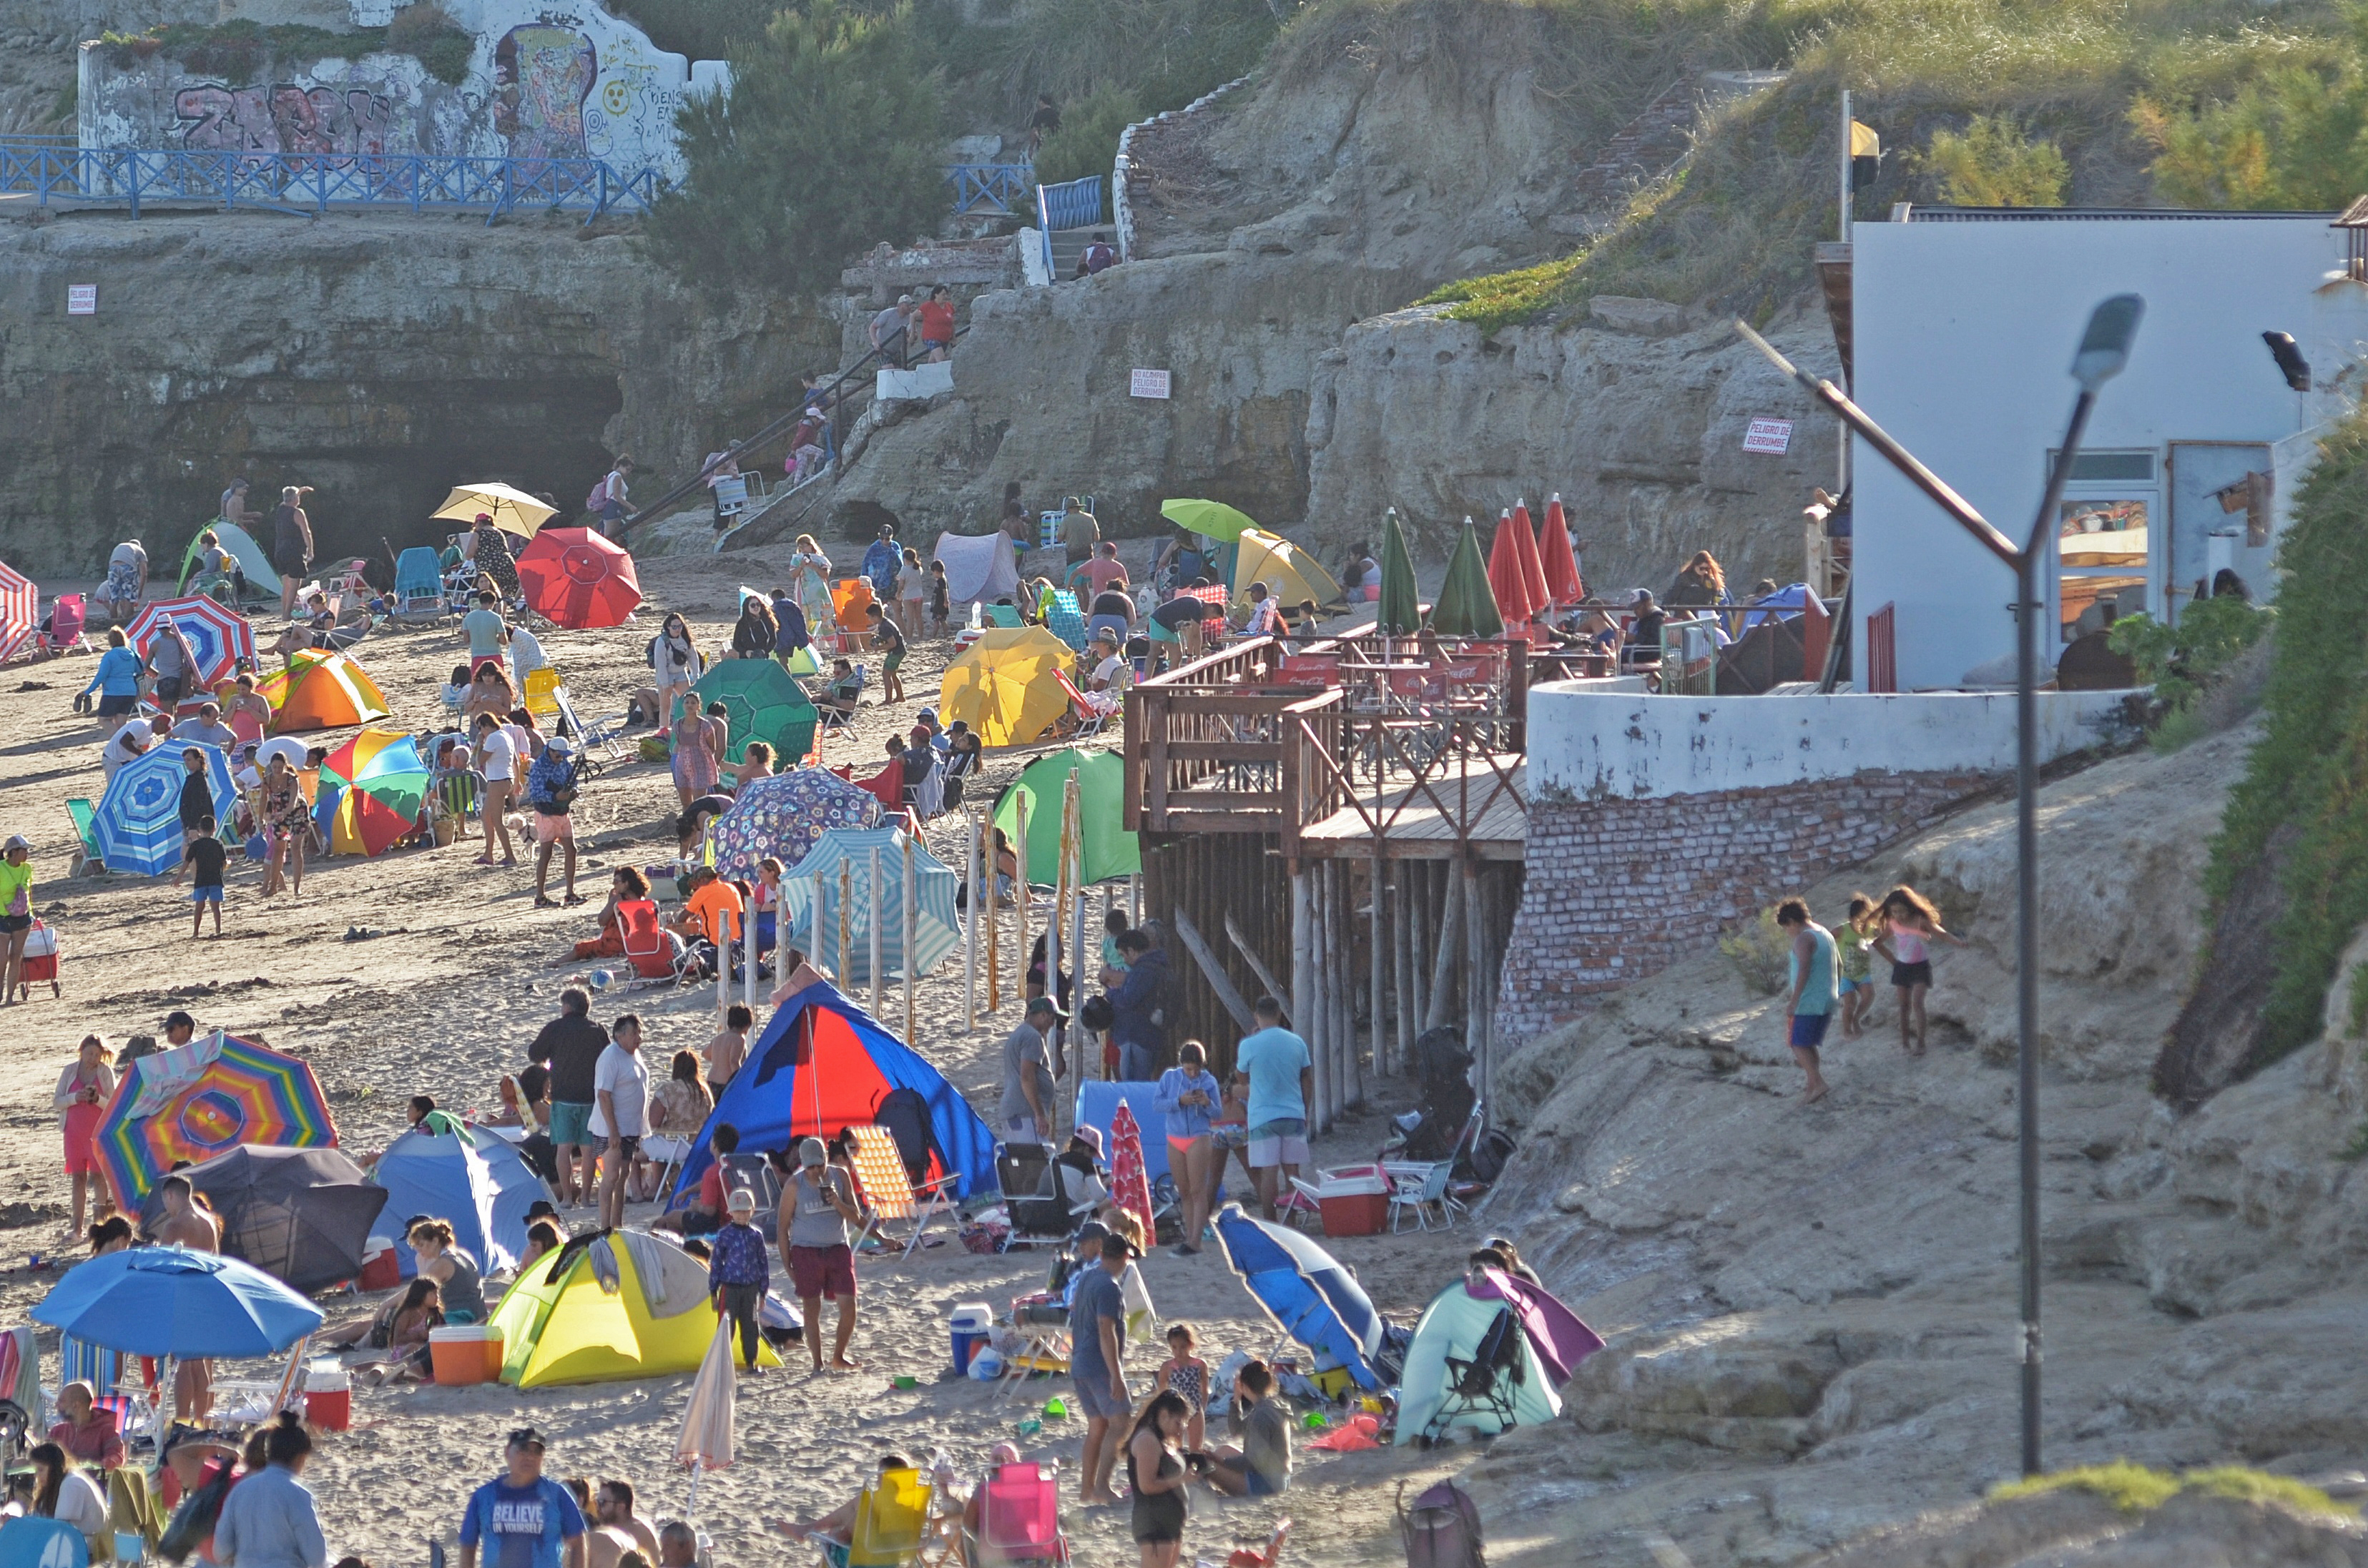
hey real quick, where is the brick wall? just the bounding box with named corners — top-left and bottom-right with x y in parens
top-left (1495, 767), bottom-right (1995, 1044)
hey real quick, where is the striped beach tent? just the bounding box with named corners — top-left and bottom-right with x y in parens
top-left (777, 825), bottom-right (960, 986)
top-left (0, 561), bottom-right (34, 662)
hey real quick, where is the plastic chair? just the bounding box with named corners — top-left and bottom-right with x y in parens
top-left (1382, 1160), bottom-right (1454, 1233)
top-left (619, 899), bottom-right (692, 987)
top-left (65, 799), bottom-right (104, 877)
top-left (523, 666), bottom-right (564, 726)
top-left (46, 594), bottom-right (87, 654)
top-left (985, 604), bottom-right (1025, 630)
top-left (974, 1461), bottom-right (1068, 1566)
top-left (1051, 671), bottom-right (1112, 741)
top-left (846, 1466), bottom-right (933, 1567)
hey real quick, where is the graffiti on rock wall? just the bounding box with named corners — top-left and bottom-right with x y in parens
top-left (172, 82), bottom-right (396, 157)
top-left (492, 25), bottom-right (597, 161)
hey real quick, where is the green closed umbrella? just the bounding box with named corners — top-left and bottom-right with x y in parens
top-left (689, 659), bottom-right (820, 766)
top-left (1377, 507), bottom-right (1420, 636)
top-left (1159, 498), bottom-right (1260, 543)
top-left (993, 748), bottom-right (1141, 884)
top-left (1428, 517), bottom-right (1505, 638)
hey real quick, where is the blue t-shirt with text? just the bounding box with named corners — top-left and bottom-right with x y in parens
top-left (459, 1476), bottom-right (584, 1568)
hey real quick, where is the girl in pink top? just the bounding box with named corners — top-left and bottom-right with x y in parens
top-left (1872, 885), bottom-right (1962, 1057)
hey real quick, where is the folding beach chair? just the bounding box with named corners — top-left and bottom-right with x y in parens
top-left (845, 1124), bottom-right (955, 1259)
top-left (210, 1336), bottom-right (312, 1425)
top-left (391, 548), bottom-right (448, 623)
top-left (619, 899), bottom-right (693, 990)
top-left (1044, 591), bottom-right (1087, 652)
top-left (46, 595), bottom-right (87, 655)
top-left (971, 1462), bottom-right (1070, 1567)
top-left (522, 666), bottom-right (564, 727)
top-left (65, 799), bottom-right (106, 878)
top-left (844, 1466), bottom-right (933, 1568)
top-left (1422, 1308), bottom-right (1528, 1444)
top-left (1383, 1160), bottom-right (1455, 1233)
top-left (1051, 671), bottom-right (1114, 742)
top-left (986, 603), bottom-right (1025, 630)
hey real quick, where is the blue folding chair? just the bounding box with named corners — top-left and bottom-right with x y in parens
top-left (393, 546), bottom-right (449, 622)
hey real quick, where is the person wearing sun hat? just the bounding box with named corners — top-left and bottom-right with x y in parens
top-left (0, 833), bottom-right (31, 1006)
top-left (526, 734), bottom-right (581, 909)
top-left (780, 1136), bottom-right (864, 1374)
top-left (458, 1426), bottom-right (585, 1568)
top-left (707, 1185), bottom-right (770, 1373)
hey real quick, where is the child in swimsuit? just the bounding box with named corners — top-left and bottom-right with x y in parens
top-left (1835, 893), bottom-right (1875, 1039)
top-left (1154, 1321), bottom-right (1210, 1452)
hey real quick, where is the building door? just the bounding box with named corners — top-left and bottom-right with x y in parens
top-left (2166, 442), bottom-right (2273, 620)
top-left (2048, 450), bottom-right (2158, 646)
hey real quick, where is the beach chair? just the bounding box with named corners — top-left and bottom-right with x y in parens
top-left (390, 548), bottom-right (448, 623)
top-left (718, 1152), bottom-right (782, 1216)
top-left (65, 799), bottom-right (105, 878)
top-left (845, 1124), bottom-right (956, 1260)
top-left (1042, 591), bottom-right (1087, 651)
top-left (428, 767), bottom-right (482, 845)
top-left (210, 1336), bottom-right (311, 1425)
top-left (1382, 1160), bottom-right (1455, 1233)
top-left (842, 1466), bottom-right (933, 1568)
top-left (971, 1462), bottom-right (1069, 1567)
top-left (619, 899), bottom-right (693, 988)
top-left (1051, 671), bottom-right (1113, 742)
top-left (985, 603), bottom-right (1025, 630)
top-left (522, 666), bottom-right (564, 727)
top-left (46, 594), bottom-right (87, 655)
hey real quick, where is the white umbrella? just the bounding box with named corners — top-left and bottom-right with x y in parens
top-left (677, 1318), bottom-right (736, 1517)
top-left (431, 483), bottom-right (558, 540)
top-left (256, 737), bottom-right (308, 770)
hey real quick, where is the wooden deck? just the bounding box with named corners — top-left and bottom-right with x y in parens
top-left (1295, 758), bottom-right (1526, 861)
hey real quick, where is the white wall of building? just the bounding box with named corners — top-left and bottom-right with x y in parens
top-left (1852, 215), bottom-right (2368, 691)
top-left (1527, 685), bottom-right (2133, 802)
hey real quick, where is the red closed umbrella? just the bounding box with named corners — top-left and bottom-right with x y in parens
top-left (1538, 493), bottom-right (1584, 605)
top-left (1487, 510), bottom-right (1543, 626)
top-left (1510, 498), bottom-right (1551, 613)
top-left (515, 527), bottom-right (642, 628)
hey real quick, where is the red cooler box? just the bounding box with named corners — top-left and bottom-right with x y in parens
top-left (1310, 1164), bottom-right (1390, 1238)
top-left (358, 1241), bottom-right (400, 1291)
top-left (303, 1365), bottom-right (351, 1431)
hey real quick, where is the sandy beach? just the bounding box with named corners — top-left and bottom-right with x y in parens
top-left (0, 541), bottom-right (1483, 1567)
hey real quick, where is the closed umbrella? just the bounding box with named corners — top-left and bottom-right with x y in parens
top-left (1486, 511), bottom-right (1543, 627)
top-left (1377, 508), bottom-right (1420, 636)
top-left (1537, 493), bottom-right (1584, 605)
top-left (1159, 498), bottom-right (1260, 543)
top-left (992, 749), bottom-right (1139, 884)
top-left (689, 659), bottom-right (819, 766)
top-left (93, 744), bottom-right (236, 876)
top-left (1428, 518), bottom-right (1505, 639)
top-left (515, 526), bottom-right (642, 629)
top-left (1509, 500), bottom-right (1550, 612)
top-left (1109, 1103), bottom-right (1156, 1248)
top-left (431, 483), bottom-right (557, 540)
top-left (0, 559), bottom-right (36, 664)
top-left (677, 1320), bottom-right (737, 1518)
top-left (33, 1246), bottom-right (323, 1359)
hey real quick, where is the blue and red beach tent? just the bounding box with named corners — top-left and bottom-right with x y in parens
top-left (668, 977), bottom-right (997, 1206)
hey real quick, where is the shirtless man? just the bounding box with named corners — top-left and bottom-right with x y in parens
top-left (586, 1480), bottom-right (659, 1568)
top-left (155, 1173), bottom-right (221, 1421)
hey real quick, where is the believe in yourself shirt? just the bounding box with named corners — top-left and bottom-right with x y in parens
top-left (459, 1475), bottom-right (584, 1568)
top-left (1236, 1025), bottom-right (1311, 1128)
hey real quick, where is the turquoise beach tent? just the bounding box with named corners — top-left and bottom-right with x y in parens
top-left (1394, 1278), bottom-right (1563, 1444)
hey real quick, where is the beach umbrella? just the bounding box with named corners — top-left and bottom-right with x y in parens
top-left (1213, 1203), bottom-right (1385, 1390)
top-left (1159, 498), bottom-right (1259, 543)
top-left (34, 1247), bottom-right (321, 1359)
top-left (1428, 518), bottom-right (1505, 639)
top-left (689, 659), bottom-right (819, 766)
top-left (126, 596), bottom-right (256, 694)
top-left (133, 1146), bottom-right (385, 1294)
top-left (1109, 1103), bottom-right (1156, 1247)
top-left (1378, 508), bottom-right (1420, 636)
top-left (711, 768), bottom-right (881, 879)
top-left (96, 1030), bottom-right (338, 1212)
top-left (938, 627), bottom-right (1074, 749)
top-left (93, 743), bottom-right (235, 876)
top-left (320, 728), bottom-right (428, 857)
top-left (431, 482), bottom-right (556, 540)
top-left (777, 825), bottom-right (961, 985)
top-left (1510, 500), bottom-right (1550, 611)
top-left (259, 649), bottom-right (391, 732)
top-left (992, 749), bottom-right (1139, 884)
top-left (1487, 511), bottom-right (1543, 626)
top-left (0, 560), bottom-right (34, 663)
top-left (1232, 528), bottom-right (1344, 611)
top-left (1537, 493), bottom-right (1583, 605)
top-left (256, 736), bottom-right (308, 770)
top-left (677, 1319), bottom-right (737, 1516)
top-left (515, 526), bottom-right (642, 629)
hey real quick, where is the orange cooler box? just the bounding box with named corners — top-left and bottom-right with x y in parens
top-left (428, 1325), bottom-right (504, 1385)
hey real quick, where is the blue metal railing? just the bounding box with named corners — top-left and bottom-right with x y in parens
top-left (1038, 174), bottom-right (1104, 230)
top-left (0, 139), bottom-right (669, 225)
top-left (945, 162), bottom-right (1032, 217)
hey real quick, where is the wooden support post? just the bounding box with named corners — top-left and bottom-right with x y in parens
top-left (1290, 868), bottom-right (1314, 1125)
top-left (1407, 864), bottom-right (1428, 1043)
top-left (903, 832), bottom-right (917, 1048)
top-left (1173, 909), bottom-right (1255, 1034)
top-left (1309, 864), bottom-right (1331, 1131)
top-left (1426, 862), bottom-right (1464, 1032)
top-left (839, 862), bottom-right (853, 990)
top-left (964, 809), bottom-right (978, 1032)
top-left (1394, 871), bottom-right (1415, 1073)
top-left (1223, 912), bottom-right (1287, 1005)
top-left (1370, 855), bottom-right (1385, 1093)
top-left (1334, 862), bottom-right (1354, 1115)
top-left (1462, 855), bottom-right (1483, 1116)
top-left (1016, 792), bottom-right (1030, 1004)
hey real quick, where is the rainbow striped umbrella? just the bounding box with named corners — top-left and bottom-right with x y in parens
top-left (321, 728), bottom-right (428, 857)
top-left (126, 596), bottom-right (256, 693)
top-left (0, 560), bottom-right (34, 663)
top-left (96, 1030), bottom-right (337, 1212)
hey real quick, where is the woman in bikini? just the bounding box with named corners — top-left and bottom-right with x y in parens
top-left (1153, 1040), bottom-right (1220, 1256)
top-left (1871, 884), bottom-right (1963, 1057)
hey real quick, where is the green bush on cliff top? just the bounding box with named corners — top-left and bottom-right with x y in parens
top-left (1992, 1462), bottom-right (2352, 1518)
top-left (102, 16), bottom-right (475, 87)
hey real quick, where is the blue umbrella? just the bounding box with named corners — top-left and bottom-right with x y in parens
top-left (33, 1246), bottom-right (323, 1358)
top-left (94, 741), bottom-right (235, 875)
top-left (1213, 1203), bottom-right (1385, 1389)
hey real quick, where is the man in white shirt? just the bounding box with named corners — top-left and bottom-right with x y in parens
top-left (102, 715), bottom-right (169, 782)
top-left (507, 622), bottom-right (549, 692)
top-left (590, 1013), bottom-right (651, 1229)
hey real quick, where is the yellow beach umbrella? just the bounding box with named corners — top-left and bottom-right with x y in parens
top-left (1234, 527), bottom-right (1345, 610)
top-left (431, 483), bottom-right (558, 539)
top-left (938, 626), bottom-right (1075, 749)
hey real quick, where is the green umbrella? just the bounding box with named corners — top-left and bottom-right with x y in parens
top-left (1159, 498), bottom-right (1260, 543)
top-left (689, 659), bottom-right (820, 766)
top-left (1377, 507), bottom-right (1420, 636)
top-left (1428, 517), bottom-right (1505, 638)
top-left (992, 748), bottom-right (1141, 884)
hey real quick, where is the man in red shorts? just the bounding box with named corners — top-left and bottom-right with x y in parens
top-left (776, 1137), bottom-right (864, 1371)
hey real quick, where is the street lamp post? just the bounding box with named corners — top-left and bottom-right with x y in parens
top-left (1734, 296), bottom-right (2143, 1476)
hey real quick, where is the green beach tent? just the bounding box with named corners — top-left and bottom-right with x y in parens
top-left (993, 747), bottom-right (1140, 884)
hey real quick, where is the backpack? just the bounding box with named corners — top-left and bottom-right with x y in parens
top-left (585, 476), bottom-right (611, 512)
top-left (1397, 1479), bottom-right (1485, 1568)
top-left (1465, 1125), bottom-right (1516, 1184)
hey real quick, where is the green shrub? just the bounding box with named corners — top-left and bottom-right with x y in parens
top-left (2135, 6), bottom-right (2368, 209)
top-left (1922, 114), bottom-right (2068, 206)
top-left (1718, 907), bottom-right (1792, 997)
top-left (647, 1), bottom-right (948, 299)
top-left (2107, 596), bottom-right (2272, 744)
top-left (102, 16), bottom-right (473, 87)
top-left (2205, 412), bottom-right (2368, 1069)
top-left (1032, 87), bottom-right (1141, 189)
top-left (603, 0), bottom-right (781, 64)
top-left (1991, 1461), bottom-right (2352, 1517)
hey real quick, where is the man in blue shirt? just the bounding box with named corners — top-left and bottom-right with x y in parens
top-left (1234, 995), bottom-right (1312, 1221)
top-left (459, 1427), bottom-right (587, 1568)
top-left (1065, 1231), bottom-right (1136, 1507)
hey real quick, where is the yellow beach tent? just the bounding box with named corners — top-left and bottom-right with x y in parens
top-left (938, 626), bottom-right (1075, 749)
top-left (1234, 527), bottom-right (1344, 611)
top-left (490, 1230), bottom-right (778, 1387)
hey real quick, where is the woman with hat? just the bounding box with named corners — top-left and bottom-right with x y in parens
top-left (0, 833), bottom-right (34, 1006)
top-left (778, 1137), bottom-right (863, 1374)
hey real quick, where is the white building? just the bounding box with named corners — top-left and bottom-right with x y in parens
top-left (1851, 209), bottom-right (2368, 692)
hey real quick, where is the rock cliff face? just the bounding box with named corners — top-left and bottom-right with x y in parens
top-left (1464, 721), bottom-right (2368, 1566)
top-left (0, 212), bottom-right (833, 576)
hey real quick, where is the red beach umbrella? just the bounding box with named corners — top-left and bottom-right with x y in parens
top-left (1538, 493), bottom-right (1584, 605)
top-left (1486, 511), bottom-right (1543, 626)
top-left (1510, 498), bottom-right (1551, 613)
top-left (515, 527), bottom-right (642, 629)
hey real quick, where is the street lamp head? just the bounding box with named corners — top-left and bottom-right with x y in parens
top-left (2070, 295), bottom-right (2144, 393)
top-left (2263, 330), bottom-right (2312, 393)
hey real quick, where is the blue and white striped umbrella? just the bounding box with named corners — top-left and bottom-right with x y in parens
top-left (95, 741), bottom-right (237, 875)
top-left (779, 826), bottom-right (961, 986)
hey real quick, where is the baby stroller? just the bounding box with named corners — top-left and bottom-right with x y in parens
top-left (15, 920), bottom-right (59, 1000)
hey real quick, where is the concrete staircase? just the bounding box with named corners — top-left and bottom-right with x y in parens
top-left (1046, 226), bottom-right (1104, 280)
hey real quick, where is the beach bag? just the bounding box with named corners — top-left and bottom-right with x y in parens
top-left (585, 478), bottom-right (611, 512)
top-left (157, 1464), bottom-right (233, 1562)
top-left (1466, 1126), bottom-right (1516, 1184)
top-left (1397, 1479), bottom-right (1485, 1568)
